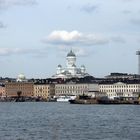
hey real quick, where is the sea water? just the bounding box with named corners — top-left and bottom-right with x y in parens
top-left (0, 102), bottom-right (140, 140)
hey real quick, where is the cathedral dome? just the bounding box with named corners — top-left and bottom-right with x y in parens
top-left (81, 65), bottom-right (85, 68)
top-left (18, 74), bottom-right (26, 80)
top-left (67, 50), bottom-right (76, 57)
top-left (72, 64), bottom-right (76, 67)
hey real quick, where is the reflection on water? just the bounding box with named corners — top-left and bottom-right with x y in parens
top-left (0, 102), bottom-right (140, 140)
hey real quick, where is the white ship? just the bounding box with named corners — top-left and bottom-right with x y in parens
top-left (56, 95), bottom-right (76, 102)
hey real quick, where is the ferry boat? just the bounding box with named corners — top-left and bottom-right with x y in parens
top-left (56, 95), bottom-right (76, 102)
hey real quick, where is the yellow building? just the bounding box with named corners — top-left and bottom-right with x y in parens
top-left (99, 81), bottom-right (140, 99)
top-left (34, 84), bottom-right (55, 99)
top-left (5, 82), bottom-right (34, 97)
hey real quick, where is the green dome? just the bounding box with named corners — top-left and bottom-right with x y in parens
top-left (67, 50), bottom-right (76, 57)
top-left (58, 64), bottom-right (62, 67)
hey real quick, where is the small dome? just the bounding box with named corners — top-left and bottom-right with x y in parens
top-left (67, 50), bottom-right (76, 57)
top-left (17, 74), bottom-right (26, 82)
top-left (58, 64), bottom-right (62, 68)
top-left (18, 74), bottom-right (26, 80)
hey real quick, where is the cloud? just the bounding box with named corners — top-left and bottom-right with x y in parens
top-left (0, 47), bottom-right (47, 57)
top-left (137, 38), bottom-right (140, 43)
top-left (130, 18), bottom-right (140, 25)
top-left (111, 36), bottom-right (126, 43)
top-left (0, 48), bottom-right (19, 56)
top-left (0, 47), bottom-right (31, 56)
top-left (0, 21), bottom-right (6, 28)
top-left (81, 4), bottom-right (98, 13)
top-left (122, 0), bottom-right (130, 1)
top-left (0, 0), bottom-right (37, 9)
top-left (122, 10), bottom-right (132, 14)
top-left (42, 30), bottom-right (109, 47)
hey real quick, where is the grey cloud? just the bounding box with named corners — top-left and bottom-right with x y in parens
top-left (0, 47), bottom-right (47, 57)
top-left (122, 0), bottom-right (135, 2)
top-left (0, 48), bottom-right (19, 56)
top-left (122, 10), bottom-right (132, 14)
top-left (81, 4), bottom-right (98, 13)
top-left (9, 0), bottom-right (37, 6)
top-left (111, 36), bottom-right (126, 43)
top-left (0, 0), bottom-right (37, 9)
top-left (137, 38), bottom-right (140, 43)
top-left (130, 18), bottom-right (140, 25)
top-left (0, 21), bottom-right (6, 28)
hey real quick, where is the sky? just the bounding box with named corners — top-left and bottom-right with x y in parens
top-left (0, 0), bottom-right (140, 78)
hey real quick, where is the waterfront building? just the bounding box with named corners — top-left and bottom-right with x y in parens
top-left (99, 80), bottom-right (140, 99)
top-left (5, 74), bottom-right (34, 97)
top-left (34, 83), bottom-right (55, 99)
top-left (5, 82), bottom-right (34, 97)
top-left (55, 83), bottom-right (101, 97)
top-left (52, 50), bottom-right (90, 79)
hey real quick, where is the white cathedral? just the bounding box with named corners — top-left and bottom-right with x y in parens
top-left (52, 50), bottom-right (90, 79)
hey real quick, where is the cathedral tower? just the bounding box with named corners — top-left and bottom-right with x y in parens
top-left (66, 50), bottom-right (76, 68)
top-left (66, 50), bottom-right (76, 75)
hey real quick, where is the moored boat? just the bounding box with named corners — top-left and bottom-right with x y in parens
top-left (69, 95), bottom-right (140, 105)
top-left (56, 95), bottom-right (76, 102)
top-left (69, 94), bottom-right (98, 104)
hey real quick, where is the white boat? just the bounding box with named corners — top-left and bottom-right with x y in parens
top-left (56, 95), bottom-right (76, 102)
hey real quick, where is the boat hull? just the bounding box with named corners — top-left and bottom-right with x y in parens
top-left (56, 96), bottom-right (76, 102)
top-left (97, 99), bottom-right (139, 105)
top-left (69, 99), bottom-right (98, 104)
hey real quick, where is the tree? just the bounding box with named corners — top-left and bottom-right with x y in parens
top-left (17, 91), bottom-right (22, 98)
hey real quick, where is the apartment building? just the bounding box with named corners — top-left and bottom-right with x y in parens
top-left (5, 82), bottom-right (34, 97)
top-left (99, 80), bottom-right (140, 99)
top-left (34, 83), bottom-right (55, 99)
top-left (55, 83), bottom-right (100, 97)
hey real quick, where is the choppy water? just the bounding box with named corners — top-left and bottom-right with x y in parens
top-left (0, 102), bottom-right (140, 140)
